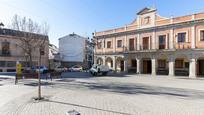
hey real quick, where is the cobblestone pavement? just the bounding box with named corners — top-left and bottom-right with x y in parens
top-left (1, 73), bottom-right (204, 115)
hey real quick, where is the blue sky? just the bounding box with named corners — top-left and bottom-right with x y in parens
top-left (0, 0), bottom-right (204, 47)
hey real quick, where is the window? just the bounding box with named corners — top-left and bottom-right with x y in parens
top-left (97, 41), bottom-right (102, 49)
top-left (0, 61), bottom-right (6, 67)
top-left (143, 37), bottom-right (149, 50)
top-left (107, 41), bottom-right (111, 48)
top-left (175, 60), bottom-right (183, 68)
top-left (40, 46), bottom-right (45, 55)
top-left (144, 16), bottom-right (150, 24)
top-left (200, 30), bottom-right (204, 41)
top-left (158, 60), bottom-right (166, 68)
top-left (6, 61), bottom-right (16, 67)
top-left (159, 35), bottom-right (166, 49)
top-left (117, 40), bottom-right (122, 48)
top-left (129, 39), bottom-right (135, 51)
top-left (177, 33), bottom-right (186, 43)
top-left (2, 41), bottom-right (10, 56)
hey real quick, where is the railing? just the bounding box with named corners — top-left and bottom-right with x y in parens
top-left (142, 44), bottom-right (149, 50)
top-left (175, 42), bottom-right (191, 49)
top-left (159, 44), bottom-right (165, 50)
top-left (129, 46), bottom-right (135, 51)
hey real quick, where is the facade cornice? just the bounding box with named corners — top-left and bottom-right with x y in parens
top-left (95, 18), bottom-right (204, 39)
top-left (95, 48), bottom-right (204, 56)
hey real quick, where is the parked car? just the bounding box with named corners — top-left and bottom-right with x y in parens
top-left (32, 66), bottom-right (48, 73)
top-left (69, 65), bottom-right (83, 72)
top-left (54, 66), bottom-right (68, 72)
top-left (89, 64), bottom-right (109, 76)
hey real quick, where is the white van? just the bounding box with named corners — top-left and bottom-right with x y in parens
top-left (89, 64), bottom-right (109, 76)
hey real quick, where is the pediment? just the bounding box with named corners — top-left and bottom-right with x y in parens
top-left (137, 7), bottom-right (156, 15)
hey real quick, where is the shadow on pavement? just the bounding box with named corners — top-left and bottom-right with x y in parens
top-left (24, 82), bottom-right (54, 87)
top-left (61, 71), bottom-right (131, 78)
top-left (0, 77), bottom-right (12, 80)
top-left (52, 80), bottom-right (204, 99)
top-left (61, 72), bottom-right (92, 78)
top-left (176, 77), bottom-right (204, 81)
top-left (46, 100), bottom-right (133, 115)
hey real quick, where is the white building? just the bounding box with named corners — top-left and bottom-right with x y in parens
top-left (59, 33), bottom-right (90, 68)
top-left (48, 44), bottom-right (59, 69)
top-left (49, 44), bottom-right (58, 60)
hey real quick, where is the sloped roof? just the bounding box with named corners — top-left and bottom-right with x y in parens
top-left (137, 7), bottom-right (156, 15)
top-left (58, 33), bottom-right (86, 40)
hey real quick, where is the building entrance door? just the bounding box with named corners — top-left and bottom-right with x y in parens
top-left (120, 60), bottom-right (124, 71)
top-left (198, 60), bottom-right (204, 76)
top-left (143, 60), bottom-right (151, 74)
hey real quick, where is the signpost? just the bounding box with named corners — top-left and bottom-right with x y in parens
top-left (15, 61), bottom-right (22, 84)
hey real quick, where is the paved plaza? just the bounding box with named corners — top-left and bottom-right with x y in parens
top-left (1, 72), bottom-right (204, 115)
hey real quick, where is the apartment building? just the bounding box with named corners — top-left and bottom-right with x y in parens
top-left (94, 7), bottom-right (204, 78)
top-left (59, 33), bottom-right (93, 68)
top-left (0, 28), bottom-right (49, 72)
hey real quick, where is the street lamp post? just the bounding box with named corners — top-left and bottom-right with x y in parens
top-left (91, 33), bottom-right (97, 65)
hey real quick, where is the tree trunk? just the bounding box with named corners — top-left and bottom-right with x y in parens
top-left (28, 53), bottom-right (33, 70)
top-left (38, 51), bottom-right (42, 99)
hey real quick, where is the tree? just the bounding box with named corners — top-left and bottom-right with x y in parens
top-left (10, 14), bottom-right (49, 70)
top-left (10, 14), bottom-right (49, 100)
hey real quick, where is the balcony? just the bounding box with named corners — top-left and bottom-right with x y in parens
top-left (142, 44), bottom-right (149, 50)
top-left (175, 43), bottom-right (191, 49)
top-left (129, 46), bottom-right (135, 51)
top-left (159, 44), bottom-right (165, 50)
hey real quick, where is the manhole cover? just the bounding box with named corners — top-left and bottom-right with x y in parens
top-left (67, 110), bottom-right (80, 115)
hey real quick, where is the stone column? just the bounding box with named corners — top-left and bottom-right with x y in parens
top-left (136, 58), bottom-right (141, 74)
top-left (170, 29), bottom-right (174, 49)
top-left (152, 31), bottom-right (156, 50)
top-left (94, 56), bottom-right (97, 64)
top-left (124, 55), bottom-right (128, 73)
top-left (169, 57), bottom-right (175, 76)
top-left (166, 34), bottom-right (168, 49)
top-left (102, 39), bottom-right (106, 53)
top-left (137, 34), bottom-right (140, 50)
top-left (114, 37), bottom-right (116, 52)
top-left (191, 26), bottom-right (196, 49)
top-left (112, 56), bottom-right (116, 71)
top-left (103, 56), bottom-right (106, 65)
top-left (151, 57), bottom-right (156, 75)
top-left (189, 58), bottom-right (196, 78)
top-left (148, 36), bottom-right (151, 50)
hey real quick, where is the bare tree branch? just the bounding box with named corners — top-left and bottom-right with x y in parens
top-left (9, 14), bottom-right (49, 69)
